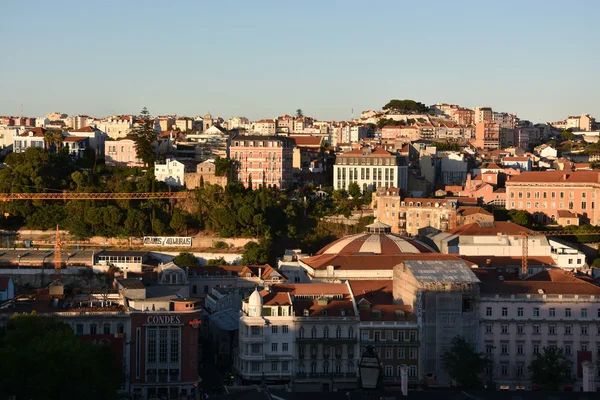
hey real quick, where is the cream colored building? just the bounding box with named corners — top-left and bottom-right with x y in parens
top-left (184, 160), bottom-right (228, 189)
top-left (252, 119), bottom-right (276, 135)
top-left (474, 106), bottom-right (493, 124)
top-left (372, 188), bottom-right (458, 235)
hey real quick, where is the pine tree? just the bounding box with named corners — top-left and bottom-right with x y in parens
top-left (130, 107), bottom-right (157, 167)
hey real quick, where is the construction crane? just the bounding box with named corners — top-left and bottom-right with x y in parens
top-left (520, 229), bottom-right (600, 277)
top-left (0, 191), bottom-right (191, 202)
top-left (54, 225), bottom-right (62, 282)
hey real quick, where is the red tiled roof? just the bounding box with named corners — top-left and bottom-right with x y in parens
top-left (446, 221), bottom-right (532, 236)
top-left (288, 135), bottom-right (322, 147)
top-left (457, 206), bottom-right (492, 217)
top-left (302, 253), bottom-right (462, 270)
top-left (62, 136), bottom-right (87, 142)
top-left (508, 171), bottom-right (600, 184)
top-left (70, 126), bottom-right (96, 133)
top-left (503, 156), bottom-right (529, 162)
top-left (480, 269), bottom-right (600, 295)
top-left (464, 255), bottom-right (556, 268)
top-left (557, 210), bottom-right (578, 218)
top-left (342, 148), bottom-right (395, 157)
top-left (19, 127), bottom-right (46, 137)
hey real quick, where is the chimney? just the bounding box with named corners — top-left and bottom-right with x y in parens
top-left (123, 268), bottom-right (128, 279)
top-left (400, 365), bottom-right (408, 396)
top-left (258, 267), bottom-right (262, 278)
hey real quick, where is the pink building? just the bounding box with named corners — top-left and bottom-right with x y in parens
top-left (506, 171), bottom-right (600, 225)
top-left (230, 135), bottom-right (294, 189)
top-left (105, 137), bottom-right (144, 167)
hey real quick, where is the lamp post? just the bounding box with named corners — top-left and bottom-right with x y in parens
top-left (358, 345), bottom-right (382, 391)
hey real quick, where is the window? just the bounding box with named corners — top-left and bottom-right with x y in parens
top-left (409, 348), bottom-right (417, 359)
top-left (517, 365), bottom-right (524, 376)
top-left (582, 308), bottom-right (588, 318)
top-left (374, 331), bottom-right (381, 342)
top-left (549, 325), bottom-right (556, 335)
top-left (323, 327), bottom-right (329, 338)
top-left (549, 308), bottom-right (555, 317)
top-left (582, 343), bottom-right (589, 352)
top-left (517, 343), bottom-right (524, 355)
top-left (533, 325), bottom-right (540, 334)
top-left (517, 307), bottom-right (523, 317)
top-left (501, 364), bottom-right (508, 376)
top-left (310, 362), bottom-right (317, 374)
top-left (408, 366), bottom-right (417, 378)
top-left (502, 307), bottom-right (508, 317)
top-left (282, 325), bottom-right (288, 334)
top-left (565, 344), bottom-right (572, 355)
top-left (501, 343), bottom-right (508, 355)
top-left (385, 348), bottom-right (393, 359)
top-left (486, 307), bottom-right (492, 316)
top-left (75, 324), bottom-right (84, 335)
top-left (311, 327), bottom-right (317, 339)
top-left (336, 326), bottom-right (342, 339)
top-left (282, 343), bottom-right (288, 352)
top-left (299, 327), bottom-right (304, 338)
top-left (271, 362), bottom-right (278, 372)
top-left (533, 344), bottom-right (540, 355)
top-left (159, 328), bottom-right (168, 363)
top-left (565, 325), bottom-right (572, 335)
top-left (486, 344), bottom-right (494, 354)
top-left (485, 324), bottom-right (492, 333)
top-left (397, 348), bottom-right (405, 359)
top-left (251, 326), bottom-right (261, 336)
top-left (533, 307), bottom-right (540, 317)
top-left (565, 308), bottom-right (572, 317)
top-left (103, 323), bottom-right (111, 334)
top-left (409, 331), bottom-right (417, 342)
top-left (385, 365), bottom-right (393, 377)
top-left (272, 326), bottom-right (278, 334)
top-left (348, 327), bottom-right (354, 338)
top-left (282, 361), bottom-right (289, 372)
top-left (90, 324), bottom-right (97, 334)
top-left (517, 324), bottom-right (524, 334)
top-left (170, 328), bottom-right (179, 363)
top-left (501, 324), bottom-right (508, 334)
top-left (582, 325), bottom-right (589, 335)
top-left (251, 344), bottom-right (261, 354)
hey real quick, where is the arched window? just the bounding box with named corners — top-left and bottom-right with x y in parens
top-left (336, 326), bottom-right (342, 339)
top-left (408, 365), bottom-right (417, 378)
top-left (348, 327), bottom-right (354, 338)
top-left (311, 345), bottom-right (317, 357)
top-left (249, 151), bottom-right (253, 158)
top-left (299, 362), bottom-right (305, 374)
top-left (310, 362), bottom-right (317, 374)
top-left (323, 326), bottom-right (329, 338)
top-left (311, 327), bottom-right (317, 338)
top-left (259, 152), bottom-right (262, 158)
top-left (335, 362), bottom-right (342, 374)
top-left (299, 327), bottom-right (305, 338)
top-left (347, 360), bottom-right (354, 373)
top-left (298, 345), bottom-right (305, 357)
top-left (416, 202), bottom-right (421, 207)
top-left (259, 162), bottom-right (262, 169)
top-left (385, 365), bottom-right (393, 377)
top-left (335, 345), bottom-right (342, 358)
top-left (323, 361), bottom-right (330, 374)
top-left (409, 202), bottom-right (413, 206)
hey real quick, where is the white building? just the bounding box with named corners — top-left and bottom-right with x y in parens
top-left (439, 152), bottom-right (468, 185)
top-left (66, 126), bottom-right (108, 158)
top-left (535, 144), bottom-right (558, 159)
top-left (430, 222), bottom-right (587, 272)
top-left (13, 127), bottom-right (46, 153)
top-left (96, 116), bottom-right (134, 139)
top-left (252, 119), bottom-right (276, 135)
top-left (477, 269), bottom-right (600, 391)
top-left (154, 159), bottom-right (185, 187)
top-left (235, 284), bottom-right (360, 391)
top-left (338, 124), bottom-right (368, 144)
top-left (333, 147), bottom-right (408, 193)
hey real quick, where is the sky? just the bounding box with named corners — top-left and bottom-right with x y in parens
top-left (0, 0), bottom-right (598, 123)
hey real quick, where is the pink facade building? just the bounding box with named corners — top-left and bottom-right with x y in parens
top-left (506, 171), bottom-right (600, 225)
top-left (105, 138), bottom-right (144, 167)
top-left (230, 135), bottom-right (294, 189)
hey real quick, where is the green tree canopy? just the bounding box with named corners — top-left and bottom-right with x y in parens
top-left (347, 182), bottom-right (361, 198)
top-left (242, 238), bottom-right (271, 265)
top-left (528, 345), bottom-right (571, 391)
top-left (129, 107), bottom-right (157, 167)
top-left (382, 99), bottom-right (429, 114)
top-left (559, 130), bottom-right (575, 141)
top-left (206, 257), bottom-right (227, 266)
top-left (173, 252), bottom-right (200, 268)
top-left (214, 156), bottom-right (234, 177)
top-left (0, 314), bottom-right (122, 400)
top-left (508, 209), bottom-right (533, 227)
top-left (441, 336), bottom-right (491, 390)
top-left (296, 109), bottom-right (304, 118)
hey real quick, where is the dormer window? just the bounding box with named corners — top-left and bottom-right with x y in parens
top-left (304, 309), bottom-right (310, 317)
top-left (322, 309), bottom-right (328, 316)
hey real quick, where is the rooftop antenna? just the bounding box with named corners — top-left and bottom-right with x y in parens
top-left (351, 108), bottom-right (354, 121)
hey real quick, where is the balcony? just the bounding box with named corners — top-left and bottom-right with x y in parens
top-left (297, 337), bottom-right (357, 344)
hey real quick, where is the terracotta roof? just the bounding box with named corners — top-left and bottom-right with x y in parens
top-left (266, 283), bottom-right (355, 317)
top-left (507, 171), bottom-right (600, 184)
top-left (557, 210), bottom-right (578, 218)
top-left (464, 255), bottom-right (556, 268)
top-left (446, 221), bottom-right (532, 236)
top-left (288, 135), bottom-right (322, 147)
top-left (62, 136), bottom-right (87, 142)
top-left (503, 156), bottom-right (529, 162)
top-left (301, 253), bottom-right (462, 270)
top-left (342, 148), bottom-right (395, 157)
top-left (18, 127), bottom-right (46, 137)
top-left (349, 280), bottom-right (393, 303)
top-left (480, 162), bottom-right (502, 169)
top-left (457, 206), bottom-right (492, 217)
top-left (480, 270), bottom-right (600, 295)
top-left (70, 126), bottom-right (96, 133)
top-left (315, 233), bottom-right (433, 255)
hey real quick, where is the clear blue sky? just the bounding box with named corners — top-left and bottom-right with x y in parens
top-left (1, 0), bottom-right (598, 122)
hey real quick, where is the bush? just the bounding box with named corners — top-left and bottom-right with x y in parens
top-left (213, 240), bottom-right (229, 250)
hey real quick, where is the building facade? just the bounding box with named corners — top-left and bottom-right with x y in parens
top-left (333, 147), bottom-right (408, 193)
top-left (474, 122), bottom-right (501, 149)
top-left (154, 159), bottom-right (185, 187)
top-left (230, 135), bottom-right (294, 189)
top-left (105, 138), bottom-right (144, 167)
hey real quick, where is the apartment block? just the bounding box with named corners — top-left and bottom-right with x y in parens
top-left (474, 122), bottom-right (501, 149)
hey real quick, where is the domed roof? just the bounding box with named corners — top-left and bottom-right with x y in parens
top-left (248, 288), bottom-right (263, 307)
top-left (316, 221), bottom-right (433, 255)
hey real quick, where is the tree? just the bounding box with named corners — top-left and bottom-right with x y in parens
top-left (124, 208), bottom-right (148, 237)
top-left (347, 182), bottom-right (361, 198)
top-left (242, 238), bottom-right (271, 264)
top-left (170, 209), bottom-right (189, 235)
top-left (129, 107), bottom-right (157, 167)
top-left (382, 99), bottom-right (429, 114)
top-left (528, 345), bottom-right (571, 391)
top-left (214, 156), bottom-right (234, 177)
top-left (0, 314), bottom-right (122, 400)
top-left (441, 336), bottom-right (491, 390)
top-left (173, 252), bottom-right (200, 268)
top-left (508, 209), bottom-right (533, 227)
top-left (296, 109), bottom-right (304, 118)
top-left (206, 257), bottom-right (227, 266)
top-left (559, 130), bottom-right (575, 141)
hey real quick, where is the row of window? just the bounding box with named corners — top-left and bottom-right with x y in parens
top-left (270, 325), bottom-right (289, 334)
top-left (232, 140), bottom-right (288, 148)
top-left (485, 342), bottom-right (598, 356)
top-left (486, 306), bottom-right (597, 318)
top-left (298, 326), bottom-right (355, 339)
top-left (298, 344), bottom-right (354, 358)
top-left (362, 329), bottom-right (418, 342)
top-left (270, 343), bottom-right (289, 352)
top-left (337, 166), bottom-right (396, 182)
top-left (233, 151), bottom-right (282, 160)
top-left (486, 323), bottom-right (598, 336)
top-left (337, 157), bottom-right (395, 166)
top-left (509, 201), bottom-right (593, 211)
top-left (382, 347), bottom-right (418, 360)
top-left (384, 365), bottom-right (418, 378)
top-left (511, 191), bottom-right (592, 200)
top-left (75, 322), bottom-right (124, 335)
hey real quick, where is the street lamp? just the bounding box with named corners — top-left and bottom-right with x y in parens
top-left (358, 345), bottom-right (381, 390)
